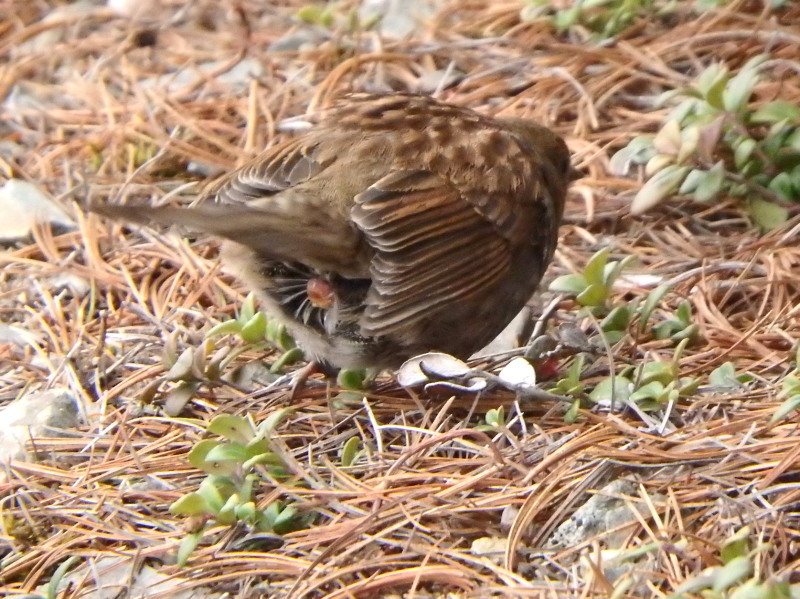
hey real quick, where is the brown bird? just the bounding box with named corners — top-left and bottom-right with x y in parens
top-left (91, 93), bottom-right (574, 373)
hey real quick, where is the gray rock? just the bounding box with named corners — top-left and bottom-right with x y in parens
top-left (0, 179), bottom-right (75, 241)
top-left (0, 323), bottom-right (40, 349)
top-left (0, 388), bottom-right (84, 462)
top-left (359, 0), bottom-right (437, 38)
top-left (545, 479), bottom-right (640, 550)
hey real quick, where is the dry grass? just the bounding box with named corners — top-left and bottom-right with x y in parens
top-left (2, 1), bottom-right (800, 597)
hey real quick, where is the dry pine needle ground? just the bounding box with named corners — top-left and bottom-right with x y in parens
top-left (1, 1), bottom-right (800, 597)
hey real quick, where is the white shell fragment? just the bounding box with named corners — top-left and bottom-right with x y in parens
top-left (396, 352), bottom-right (471, 387)
top-left (0, 179), bottom-right (75, 241)
top-left (498, 357), bottom-right (537, 391)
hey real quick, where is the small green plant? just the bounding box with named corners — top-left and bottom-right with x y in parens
top-left (519, 0), bottom-right (744, 41)
top-left (206, 292), bottom-right (303, 371)
top-left (140, 293), bottom-right (307, 414)
top-left (475, 406), bottom-right (507, 432)
top-left (591, 284), bottom-right (700, 347)
top-left (546, 259), bottom-right (707, 418)
top-left (169, 411), bottom-right (311, 565)
top-left (586, 340), bottom-right (700, 410)
top-left (613, 54), bottom-right (800, 229)
top-left (651, 299), bottom-right (700, 342)
top-left (708, 361), bottom-right (754, 390)
top-left (549, 247), bottom-right (636, 312)
top-left (771, 344), bottom-right (800, 423)
top-left (668, 526), bottom-right (797, 598)
top-left (521, 0), bottom-right (657, 41)
top-left (296, 2), bottom-right (381, 33)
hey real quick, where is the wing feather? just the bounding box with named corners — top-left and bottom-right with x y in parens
top-left (352, 170), bottom-right (511, 336)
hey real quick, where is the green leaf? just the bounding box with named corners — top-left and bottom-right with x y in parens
top-left (678, 168), bottom-right (707, 195)
top-left (601, 330), bottom-right (625, 344)
top-left (176, 532), bottom-right (203, 567)
top-left (340, 435), bottom-right (361, 467)
top-left (258, 406), bottom-right (294, 435)
top-left (631, 165), bottom-right (690, 214)
top-left (723, 66), bottom-right (759, 113)
top-left (576, 283), bottom-right (608, 307)
top-left (653, 120), bottom-right (682, 156)
top-left (338, 368), bottom-right (368, 390)
top-left (208, 414), bottom-right (254, 444)
top-left (272, 505), bottom-right (300, 535)
top-left (216, 494), bottom-right (240, 525)
top-left (638, 360), bottom-right (676, 385)
top-left (751, 100), bottom-right (800, 124)
top-left (748, 197), bottom-right (789, 231)
top-left (693, 160), bottom-right (725, 202)
top-left (693, 62), bottom-right (728, 108)
top-left (206, 319), bottom-right (243, 337)
top-left (728, 580), bottom-right (773, 599)
top-left (189, 441), bottom-right (239, 476)
top-left (637, 284), bottom-right (670, 330)
top-left (195, 477), bottom-right (226, 513)
top-left (205, 442), bottom-right (248, 463)
top-left (712, 555), bottom-right (753, 592)
top-left (601, 305), bottom-right (631, 332)
top-left (240, 312), bottom-right (268, 344)
top-left (768, 172), bottom-right (796, 202)
top-left (677, 125), bottom-right (700, 163)
top-left (589, 375), bottom-right (633, 405)
top-left (668, 97), bottom-right (701, 124)
top-left (165, 348), bottom-right (195, 381)
top-left (566, 353), bottom-right (585, 385)
top-left (47, 557), bottom-right (82, 599)
top-left (770, 393), bottom-right (800, 424)
top-left (603, 255), bottom-right (635, 286)
top-left (786, 129), bottom-right (800, 153)
top-left (239, 293), bottom-right (257, 323)
top-left (709, 362), bottom-right (740, 388)
top-left (734, 138), bottom-right (757, 170)
top-left (695, 63), bottom-right (729, 108)
top-left (720, 526), bottom-right (752, 563)
top-left (235, 501), bottom-right (257, 523)
top-left (242, 451), bottom-right (282, 471)
top-left (763, 120), bottom-right (795, 159)
top-left (270, 347), bottom-right (304, 373)
top-left (262, 501), bottom-right (282, 528)
top-left (630, 381), bottom-right (666, 403)
top-left (244, 436), bottom-right (270, 457)
top-left (564, 399), bottom-right (581, 423)
top-left (485, 406), bottom-right (505, 428)
top-left (645, 153), bottom-right (675, 176)
top-left (582, 247), bottom-right (610, 285)
top-left (164, 381), bottom-right (200, 416)
top-left (205, 346), bottom-right (229, 381)
top-left (274, 323), bottom-right (297, 350)
top-left (672, 324), bottom-right (700, 342)
top-left (740, 54), bottom-right (769, 72)
top-left (610, 137), bottom-right (656, 175)
top-left (553, 6), bottom-right (581, 31)
top-left (170, 492), bottom-right (209, 516)
top-left (549, 273), bottom-right (588, 294)
top-left (678, 376), bottom-right (701, 396)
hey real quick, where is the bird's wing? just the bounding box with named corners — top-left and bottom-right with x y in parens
top-left (90, 137), bottom-right (370, 276)
top-left (351, 169), bottom-right (514, 337)
top-left (216, 136), bottom-right (328, 204)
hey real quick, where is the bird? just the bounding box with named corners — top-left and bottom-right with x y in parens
top-left (91, 92), bottom-right (575, 375)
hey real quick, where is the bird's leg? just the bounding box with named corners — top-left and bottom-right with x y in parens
top-left (289, 360), bottom-right (322, 399)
